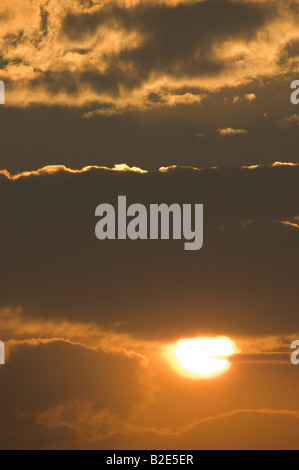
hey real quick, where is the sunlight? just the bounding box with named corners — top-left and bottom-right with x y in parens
top-left (165, 337), bottom-right (237, 379)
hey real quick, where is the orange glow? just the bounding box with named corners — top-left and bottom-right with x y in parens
top-left (165, 337), bottom-right (238, 379)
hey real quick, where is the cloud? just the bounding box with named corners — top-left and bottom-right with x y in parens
top-left (1, 73), bottom-right (299, 173)
top-left (218, 127), bottom-right (248, 136)
top-left (0, 307), bottom-right (150, 364)
top-left (1, 313), bottom-right (299, 449)
top-left (278, 37), bottom-right (299, 65)
top-left (242, 162), bottom-right (298, 169)
top-left (278, 114), bottom-right (299, 128)
top-left (0, 0), bottom-right (289, 109)
top-left (1, 163), bottom-right (298, 341)
top-left (2, 161), bottom-right (298, 181)
top-left (279, 220), bottom-right (299, 230)
top-left (0, 339), bottom-right (156, 449)
top-left (272, 161), bottom-right (298, 167)
top-left (244, 93), bottom-right (256, 102)
top-left (36, 403), bottom-right (299, 449)
top-left (1, 163), bottom-right (148, 181)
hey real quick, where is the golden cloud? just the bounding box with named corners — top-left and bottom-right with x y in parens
top-left (0, 0), bottom-right (297, 110)
top-left (218, 127), bottom-right (248, 136)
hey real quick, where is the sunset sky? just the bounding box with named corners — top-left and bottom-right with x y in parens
top-left (0, 0), bottom-right (299, 450)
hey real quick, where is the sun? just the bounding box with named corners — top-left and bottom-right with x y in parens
top-left (165, 337), bottom-right (237, 379)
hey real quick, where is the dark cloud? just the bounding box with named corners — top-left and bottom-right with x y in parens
top-left (117, 1), bottom-right (270, 79)
top-left (78, 0), bottom-right (95, 8)
top-left (60, 1), bottom-right (272, 82)
top-left (1, 165), bottom-right (298, 339)
top-left (0, 54), bottom-right (10, 68)
top-left (0, 340), bottom-right (144, 449)
top-left (29, 70), bottom-right (80, 96)
top-left (278, 38), bottom-right (299, 65)
top-left (40, 3), bottom-right (49, 39)
top-left (1, 341), bottom-right (141, 416)
top-left (0, 9), bottom-right (11, 23)
top-left (0, 72), bottom-right (298, 173)
top-left (3, 31), bottom-right (25, 49)
top-left (61, 9), bottom-right (103, 41)
top-left (80, 69), bottom-right (121, 97)
top-left (69, 47), bottom-right (91, 55)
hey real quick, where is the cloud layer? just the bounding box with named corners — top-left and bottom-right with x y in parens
top-left (0, 0), bottom-right (298, 111)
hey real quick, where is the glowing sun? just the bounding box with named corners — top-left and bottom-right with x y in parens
top-left (166, 337), bottom-right (237, 379)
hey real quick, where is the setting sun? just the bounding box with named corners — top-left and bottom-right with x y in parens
top-left (165, 337), bottom-right (237, 379)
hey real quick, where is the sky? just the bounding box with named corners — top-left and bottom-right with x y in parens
top-left (0, 0), bottom-right (299, 450)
